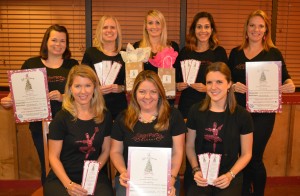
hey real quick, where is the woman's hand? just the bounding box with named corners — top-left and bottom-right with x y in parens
top-left (168, 185), bottom-right (176, 196)
top-left (280, 80), bottom-right (295, 94)
top-left (119, 171), bottom-right (129, 188)
top-left (48, 90), bottom-right (63, 102)
top-left (66, 181), bottom-right (88, 196)
top-left (176, 82), bottom-right (188, 91)
top-left (190, 83), bottom-right (206, 93)
top-left (111, 84), bottom-right (124, 93)
top-left (194, 171), bottom-right (208, 187)
top-left (213, 172), bottom-right (232, 189)
top-left (100, 84), bottom-right (113, 95)
top-left (232, 82), bottom-right (247, 94)
top-left (0, 96), bottom-right (13, 108)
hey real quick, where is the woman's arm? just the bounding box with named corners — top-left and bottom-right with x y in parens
top-left (48, 140), bottom-right (87, 195)
top-left (170, 133), bottom-right (185, 186)
top-left (281, 78), bottom-right (295, 93)
top-left (97, 136), bottom-right (111, 171)
top-left (186, 128), bottom-right (207, 186)
top-left (214, 132), bottom-right (253, 189)
top-left (110, 139), bottom-right (128, 187)
top-left (0, 92), bottom-right (13, 108)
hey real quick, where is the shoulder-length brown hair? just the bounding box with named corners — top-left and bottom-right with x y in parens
top-left (40, 24), bottom-right (71, 60)
top-left (199, 62), bottom-right (236, 114)
top-left (239, 10), bottom-right (275, 51)
top-left (186, 12), bottom-right (219, 51)
top-left (93, 15), bottom-right (122, 53)
top-left (63, 65), bottom-right (106, 123)
top-left (125, 70), bottom-right (170, 131)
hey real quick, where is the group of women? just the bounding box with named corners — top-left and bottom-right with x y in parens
top-left (0, 8), bottom-right (296, 196)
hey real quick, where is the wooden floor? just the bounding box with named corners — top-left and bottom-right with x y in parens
top-left (0, 177), bottom-right (299, 196)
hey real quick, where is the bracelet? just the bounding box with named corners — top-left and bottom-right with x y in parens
top-left (192, 166), bottom-right (201, 175)
top-left (229, 170), bottom-right (236, 179)
top-left (171, 174), bottom-right (177, 180)
top-left (65, 181), bottom-right (73, 190)
top-left (232, 83), bottom-right (236, 92)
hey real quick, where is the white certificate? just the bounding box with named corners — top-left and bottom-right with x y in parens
top-left (198, 153), bottom-right (221, 186)
top-left (82, 160), bottom-right (99, 195)
top-left (127, 147), bottom-right (172, 196)
top-left (246, 61), bottom-right (282, 113)
top-left (8, 68), bottom-right (51, 123)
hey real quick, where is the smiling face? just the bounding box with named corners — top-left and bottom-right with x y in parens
top-left (146, 15), bottom-right (162, 38)
top-left (195, 17), bottom-right (212, 45)
top-left (136, 80), bottom-right (159, 113)
top-left (206, 71), bottom-right (231, 107)
top-left (47, 30), bottom-right (66, 57)
top-left (71, 76), bottom-right (95, 107)
top-left (247, 15), bottom-right (266, 43)
top-left (102, 18), bottom-right (118, 43)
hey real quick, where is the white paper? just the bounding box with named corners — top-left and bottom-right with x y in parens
top-left (8, 68), bottom-right (51, 123)
top-left (127, 147), bottom-right (171, 196)
top-left (246, 61), bottom-right (282, 113)
top-left (82, 160), bottom-right (100, 195)
top-left (198, 153), bottom-right (221, 186)
top-left (104, 62), bottom-right (122, 85)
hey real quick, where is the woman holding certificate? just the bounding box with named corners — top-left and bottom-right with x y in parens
top-left (0, 24), bottom-right (78, 184)
top-left (176, 12), bottom-right (228, 118)
top-left (228, 10), bottom-right (295, 196)
top-left (110, 70), bottom-right (186, 196)
top-left (185, 62), bottom-right (253, 196)
top-left (82, 15), bottom-right (127, 120)
top-left (43, 65), bottom-right (113, 196)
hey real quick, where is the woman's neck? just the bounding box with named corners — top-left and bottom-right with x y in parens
top-left (42, 55), bottom-right (63, 69)
top-left (244, 42), bottom-right (263, 59)
top-left (209, 101), bottom-right (226, 112)
top-left (149, 37), bottom-right (162, 53)
top-left (102, 42), bottom-right (117, 56)
top-left (76, 104), bottom-right (94, 120)
top-left (196, 42), bottom-right (209, 52)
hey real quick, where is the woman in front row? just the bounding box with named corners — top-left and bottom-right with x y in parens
top-left (185, 62), bottom-right (253, 196)
top-left (110, 70), bottom-right (186, 196)
top-left (44, 65), bottom-right (113, 196)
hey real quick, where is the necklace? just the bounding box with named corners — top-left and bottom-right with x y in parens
top-left (138, 113), bottom-right (158, 123)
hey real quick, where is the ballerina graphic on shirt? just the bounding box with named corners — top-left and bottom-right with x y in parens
top-left (204, 122), bottom-right (223, 152)
top-left (76, 127), bottom-right (99, 159)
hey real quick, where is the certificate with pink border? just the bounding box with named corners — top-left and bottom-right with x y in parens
top-left (127, 147), bottom-right (171, 196)
top-left (246, 61), bottom-right (282, 113)
top-left (8, 68), bottom-right (52, 123)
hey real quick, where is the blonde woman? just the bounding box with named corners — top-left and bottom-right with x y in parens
top-left (228, 10), bottom-right (295, 195)
top-left (82, 15), bottom-right (127, 120)
top-left (43, 65), bottom-right (113, 196)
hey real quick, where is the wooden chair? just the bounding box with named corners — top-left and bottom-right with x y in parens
top-left (31, 120), bottom-right (51, 196)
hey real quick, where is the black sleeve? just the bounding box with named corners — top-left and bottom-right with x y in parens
top-left (81, 48), bottom-right (93, 67)
top-left (175, 47), bottom-right (187, 82)
top-left (103, 111), bottom-right (113, 137)
top-left (236, 106), bottom-right (253, 135)
top-left (169, 108), bottom-right (187, 136)
top-left (48, 110), bottom-right (67, 140)
top-left (228, 48), bottom-right (237, 82)
top-left (215, 46), bottom-right (228, 64)
top-left (111, 113), bottom-right (125, 141)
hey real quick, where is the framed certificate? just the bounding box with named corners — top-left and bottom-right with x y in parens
top-left (127, 147), bottom-right (172, 196)
top-left (246, 61), bottom-right (282, 113)
top-left (8, 68), bottom-right (52, 123)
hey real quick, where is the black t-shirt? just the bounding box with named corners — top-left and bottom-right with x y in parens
top-left (111, 108), bottom-right (186, 167)
top-left (81, 47), bottom-right (128, 119)
top-left (187, 102), bottom-right (253, 174)
top-left (47, 110), bottom-right (112, 183)
top-left (175, 46), bottom-right (228, 118)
